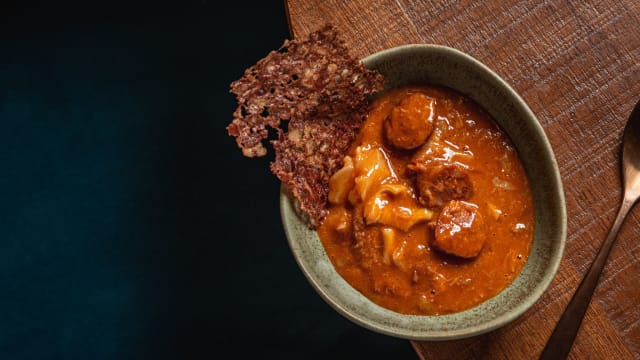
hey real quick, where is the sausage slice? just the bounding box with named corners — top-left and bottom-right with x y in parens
top-left (415, 163), bottom-right (473, 209)
top-left (384, 93), bottom-right (434, 150)
top-left (433, 200), bottom-right (486, 258)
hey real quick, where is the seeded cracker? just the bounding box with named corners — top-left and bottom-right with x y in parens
top-left (227, 25), bottom-right (384, 228)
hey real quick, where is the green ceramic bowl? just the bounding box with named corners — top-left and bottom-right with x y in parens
top-left (280, 44), bottom-right (567, 340)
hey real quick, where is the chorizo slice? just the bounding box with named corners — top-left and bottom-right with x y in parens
top-left (433, 200), bottom-right (486, 259)
top-left (384, 93), bottom-right (434, 150)
top-left (415, 162), bottom-right (473, 209)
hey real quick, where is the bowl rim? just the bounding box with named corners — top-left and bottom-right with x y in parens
top-left (280, 43), bottom-right (567, 340)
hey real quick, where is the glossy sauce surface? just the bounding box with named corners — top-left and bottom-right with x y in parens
top-left (318, 85), bottom-right (534, 315)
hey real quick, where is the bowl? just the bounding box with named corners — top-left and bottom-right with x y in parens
top-left (280, 44), bottom-right (567, 340)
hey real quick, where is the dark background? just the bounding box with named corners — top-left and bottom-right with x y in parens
top-left (0, 1), bottom-right (417, 359)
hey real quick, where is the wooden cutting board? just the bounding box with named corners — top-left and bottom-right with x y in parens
top-left (285, 0), bottom-right (640, 359)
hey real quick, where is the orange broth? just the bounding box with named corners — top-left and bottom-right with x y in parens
top-left (317, 85), bottom-right (534, 315)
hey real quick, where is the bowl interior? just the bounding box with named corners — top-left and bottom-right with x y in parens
top-left (280, 44), bottom-right (567, 340)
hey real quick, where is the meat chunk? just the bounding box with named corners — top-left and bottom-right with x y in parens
top-left (384, 93), bottom-right (434, 150)
top-left (414, 163), bottom-right (473, 209)
top-left (433, 200), bottom-right (486, 258)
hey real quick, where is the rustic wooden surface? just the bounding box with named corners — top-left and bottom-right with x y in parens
top-left (285, 0), bottom-right (640, 358)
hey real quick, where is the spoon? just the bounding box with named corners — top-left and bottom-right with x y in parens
top-left (539, 99), bottom-right (640, 359)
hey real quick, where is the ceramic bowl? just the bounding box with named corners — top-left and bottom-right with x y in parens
top-left (280, 44), bottom-right (567, 340)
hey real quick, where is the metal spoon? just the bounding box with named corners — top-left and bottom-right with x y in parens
top-left (539, 99), bottom-right (640, 359)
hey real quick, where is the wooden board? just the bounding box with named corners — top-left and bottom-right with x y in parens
top-left (285, 0), bottom-right (640, 358)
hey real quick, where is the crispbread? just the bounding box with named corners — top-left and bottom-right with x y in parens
top-left (227, 25), bottom-right (384, 228)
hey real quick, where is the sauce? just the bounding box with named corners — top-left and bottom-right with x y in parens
top-left (318, 85), bottom-right (534, 315)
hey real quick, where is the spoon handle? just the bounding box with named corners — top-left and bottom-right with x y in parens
top-left (539, 195), bottom-right (636, 359)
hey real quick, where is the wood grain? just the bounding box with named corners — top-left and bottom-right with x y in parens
top-left (286, 0), bottom-right (640, 358)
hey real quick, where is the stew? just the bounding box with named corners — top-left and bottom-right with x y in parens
top-left (318, 85), bottom-right (534, 315)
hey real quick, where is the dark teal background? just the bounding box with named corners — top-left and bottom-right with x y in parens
top-left (0, 1), bottom-right (416, 359)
